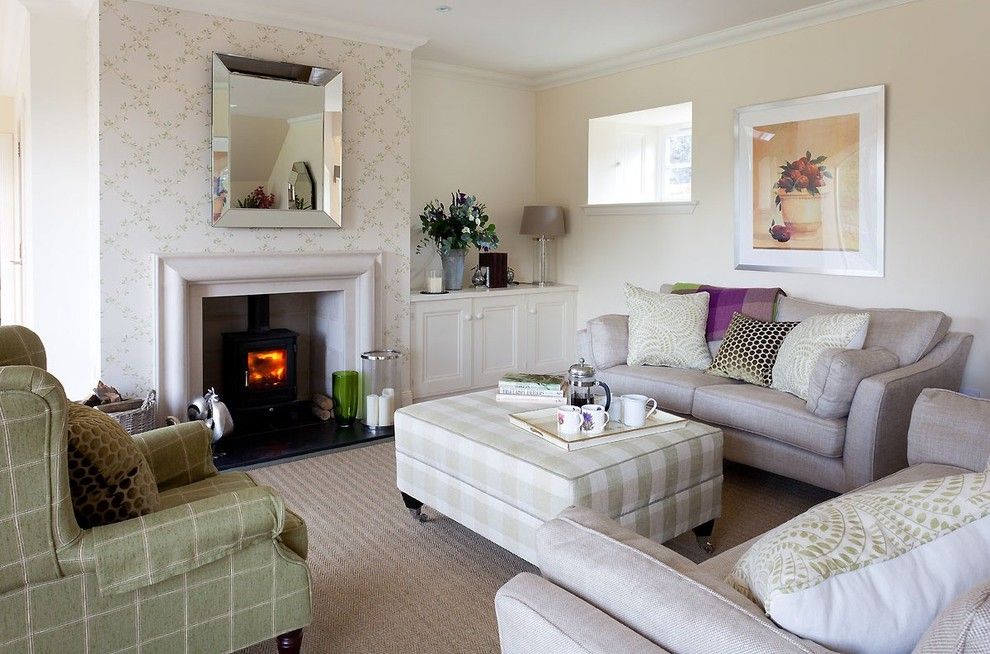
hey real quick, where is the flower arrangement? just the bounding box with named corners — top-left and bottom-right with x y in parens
top-left (774, 151), bottom-right (831, 203)
top-left (769, 151), bottom-right (832, 242)
top-left (238, 186), bottom-right (276, 209)
top-left (417, 191), bottom-right (499, 254)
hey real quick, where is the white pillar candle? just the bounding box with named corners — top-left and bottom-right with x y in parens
top-left (382, 387), bottom-right (395, 398)
top-left (426, 276), bottom-right (443, 293)
top-left (365, 394), bottom-right (379, 427)
top-left (378, 393), bottom-right (394, 426)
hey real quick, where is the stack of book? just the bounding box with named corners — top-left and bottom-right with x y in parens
top-left (496, 372), bottom-right (566, 404)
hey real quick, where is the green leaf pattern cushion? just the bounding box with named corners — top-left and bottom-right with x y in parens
top-left (66, 403), bottom-right (160, 528)
top-left (625, 284), bottom-right (712, 370)
top-left (728, 472), bottom-right (990, 653)
top-left (770, 312), bottom-right (870, 400)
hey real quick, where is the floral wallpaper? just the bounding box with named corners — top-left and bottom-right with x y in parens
top-left (100, 0), bottom-right (412, 394)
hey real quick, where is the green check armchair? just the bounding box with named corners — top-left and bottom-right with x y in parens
top-left (0, 326), bottom-right (312, 654)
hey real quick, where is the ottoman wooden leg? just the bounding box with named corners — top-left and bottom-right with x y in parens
top-left (693, 519), bottom-right (716, 554)
top-left (276, 628), bottom-right (303, 654)
top-left (401, 492), bottom-right (428, 522)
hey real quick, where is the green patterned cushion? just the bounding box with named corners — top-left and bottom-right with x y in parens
top-left (770, 312), bottom-right (870, 400)
top-left (707, 312), bottom-right (797, 386)
top-left (625, 284), bottom-right (712, 370)
top-left (728, 472), bottom-right (990, 653)
top-left (66, 404), bottom-right (160, 528)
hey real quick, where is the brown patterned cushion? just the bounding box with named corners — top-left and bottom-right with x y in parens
top-left (707, 312), bottom-right (798, 387)
top-left (66, 403), bottom-right (160, 528)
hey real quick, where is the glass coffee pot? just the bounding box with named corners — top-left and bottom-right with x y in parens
top-left (566, 358), bottom-right (611, 410)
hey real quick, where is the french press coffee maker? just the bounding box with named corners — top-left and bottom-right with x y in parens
top-left (566, 358), bottom-right (611, 410)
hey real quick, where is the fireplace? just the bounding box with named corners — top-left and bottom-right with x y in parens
top-left (221, 295), bottom-right (299, 410)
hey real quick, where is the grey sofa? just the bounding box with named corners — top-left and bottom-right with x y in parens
top-left (577, 294), bottom-right (973, 492)
top-left (495, 389), bottom-right (990, 654)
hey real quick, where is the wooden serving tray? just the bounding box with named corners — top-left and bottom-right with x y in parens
top-left (508, 406), bottom-right (687, 451)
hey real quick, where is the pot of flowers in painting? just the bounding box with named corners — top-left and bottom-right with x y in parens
top-left (417, 191), bottom-right (499, 291)
top-left (769, 151), bottom-right (832, 242)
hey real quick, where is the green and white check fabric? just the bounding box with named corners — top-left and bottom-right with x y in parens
top-left (0, 323), bottom-right (311, 654)
top-left (396, 390), bottom-right (722, 562)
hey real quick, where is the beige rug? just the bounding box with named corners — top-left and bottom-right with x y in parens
top-left (240, 440), bottom-right (834, 654)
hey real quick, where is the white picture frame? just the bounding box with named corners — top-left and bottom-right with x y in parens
top-left (734, 85), bottom-right (885, 276)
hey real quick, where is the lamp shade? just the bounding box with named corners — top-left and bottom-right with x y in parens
top-left (520, 205), bottom-right (565, 237)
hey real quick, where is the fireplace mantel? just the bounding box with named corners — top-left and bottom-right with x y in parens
top-left (153, 251), bottom-right (382, 418)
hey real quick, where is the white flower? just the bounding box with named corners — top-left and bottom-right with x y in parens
top-left (475, 218), bottom-right (481, 225)
top-left (462, 226), bottom-right (470, 233)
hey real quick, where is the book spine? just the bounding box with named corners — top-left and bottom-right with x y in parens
top-left (498, 382), bottom-right (564, 392)
top-left (495, 394), bottom-right (565, 404)
top-left (497, 386), bottom-right (565, 397)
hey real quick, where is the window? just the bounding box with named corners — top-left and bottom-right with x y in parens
top-left (587, 102), bottom-right (692, 205)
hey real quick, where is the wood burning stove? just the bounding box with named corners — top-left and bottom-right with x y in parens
top-left (221, 295), bottom-right (298, 409)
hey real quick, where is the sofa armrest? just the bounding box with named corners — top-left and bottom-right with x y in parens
top-left (132, 421), bottom-right (218, 491)
top-left (536, 507), bottom-right (822, 654)
top-left (906, 388), bottom-right (990, 472)
top-left (576, 328), bottom-right (597, 369)
top-left (79, 485), bottom-right (284, 595)
top-left (844, 332), bottom-right (973, 490)
top-left (496, 573), bottom-right (669, 654)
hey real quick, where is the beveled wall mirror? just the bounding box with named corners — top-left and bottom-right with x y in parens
top-left (212, 53), bottom-right (343, 228)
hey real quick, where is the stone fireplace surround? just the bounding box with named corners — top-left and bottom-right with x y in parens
top-left (153, 252), bottom-right (383, 419)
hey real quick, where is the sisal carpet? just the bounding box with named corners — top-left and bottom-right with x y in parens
top-left (239, 440), bottom-right (834, 654)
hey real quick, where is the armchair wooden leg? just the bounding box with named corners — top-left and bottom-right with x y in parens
top-left (276, 628), bottom-right (303, 654)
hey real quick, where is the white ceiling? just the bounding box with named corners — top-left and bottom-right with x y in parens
top-left (143, 0), bottom-right (911, 88)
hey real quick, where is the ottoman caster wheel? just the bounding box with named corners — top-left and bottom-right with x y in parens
top-left (692, 519), bottom-right (716, 555)
top-left (409, 507), bottom-right (428, 522)
top-left (698, 537), bottom-right (715, 554)
top-left (401, 492), bottom-right (428, 523)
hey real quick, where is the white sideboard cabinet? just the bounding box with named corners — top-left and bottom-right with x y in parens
top-left (410, 285), bottom-right (577, 400)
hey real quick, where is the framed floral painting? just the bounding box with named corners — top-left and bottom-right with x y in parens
top-left (734, 85), bottom-right (885, 276)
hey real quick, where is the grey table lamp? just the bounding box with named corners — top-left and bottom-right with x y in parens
top-left (520, 205), bottom-right (565, 286)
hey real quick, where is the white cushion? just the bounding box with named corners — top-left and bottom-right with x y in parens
top-left (728, 472), bottom-right (990, 654)
top-left (770, 312), bottom-right (870, 400)
top-left (624, 284), bottom-right (712, 371)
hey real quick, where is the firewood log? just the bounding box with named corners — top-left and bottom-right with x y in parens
top-left (312, 393), bottom-right (334, 411)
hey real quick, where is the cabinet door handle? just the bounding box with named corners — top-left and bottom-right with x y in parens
top-left (528, 308), bottom-right (537, 315)
top-left (475, 313), bottom-right (483, 320)
top-left (463, 313), bottom-right (472, 321)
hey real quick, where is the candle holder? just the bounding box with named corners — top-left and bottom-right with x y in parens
top-left (361, 349), bottom-right (402, 434)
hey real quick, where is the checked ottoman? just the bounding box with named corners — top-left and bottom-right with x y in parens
top-left (394, 390), bottom-right (723, 564)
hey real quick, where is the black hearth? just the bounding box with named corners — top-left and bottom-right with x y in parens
top-left (221, 295), bottom-right (299, 409)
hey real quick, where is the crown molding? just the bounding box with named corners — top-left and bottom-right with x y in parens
top-left (132, 0), bottom-right (429, 51)
top-left (412, 59), bottom-right (536, 91)
top-left (534, 0), bottom-right (917, 89)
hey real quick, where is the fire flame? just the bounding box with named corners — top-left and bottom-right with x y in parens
top-left (247, 349), bottom-right (287, 388)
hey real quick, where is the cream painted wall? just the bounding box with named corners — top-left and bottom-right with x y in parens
top-left (536, 0), bottom-right (990, 395)
top-left (24, 6), bottom-right (100, 399)
top-left (411, 69), bottom-right (536, 289)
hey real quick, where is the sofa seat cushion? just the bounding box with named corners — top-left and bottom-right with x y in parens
top-left (158, 471), bottom-right (307, 559)
top-left (776, 296), bottom-right (950, 366)
top-left (693, 385), bottom-right (846, 457)
top-left (598, 365), bottom-right (740, 414)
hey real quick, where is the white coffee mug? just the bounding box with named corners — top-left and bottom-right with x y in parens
top-left (621, 394), bottom-right (658, 427)
top-left (557, 405), bottom-right (583, 436)
top-left (581, 404), bottom-right (610, 435)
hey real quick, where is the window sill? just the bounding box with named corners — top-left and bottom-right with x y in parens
top-left (580, 201), bottom-right (699, 216)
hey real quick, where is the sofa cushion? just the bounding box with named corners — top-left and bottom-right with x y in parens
top-left (66, 403), bottom-right (160, 528)
top-left (776, 296), bottom-right (950, 366)
top-left (914, 581), bottom-right (990, 654)
top-left (707, 312), bottom-right (798, 387)
top-left (625, 284), bottom-right (712, 370)
top-left (770, 312), bottom-right (870, 400)
top-left (598, 365), bottom-right (740, 414)
top-left (728, 472), bottom-right (990, 654)
top-left (805, 347), bottom-right (900, 419)
top-left (588, 314), bottom-right (629, 369)
top-left (700, 462), bottom-right (970, 582)
top-left (693, 385), bottom-right (846, 457)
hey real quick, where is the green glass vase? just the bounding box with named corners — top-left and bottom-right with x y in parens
top-left (332, 370), bottom-right (359, 428)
